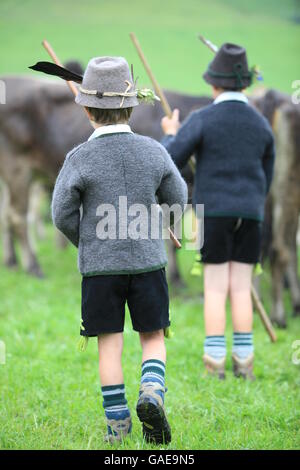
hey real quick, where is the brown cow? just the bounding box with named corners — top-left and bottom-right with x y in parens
top-left (0, 78), bottom-right (299, 329)
top-left (0, 75), bottom-right (91, 276)
top-left (0, 76), bottom-right (209, 278)
top-left (253, 89), bottom-right (300, 327)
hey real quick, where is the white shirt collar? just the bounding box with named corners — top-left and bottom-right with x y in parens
top-left (213, 91), bottom-right (248, 105)
top-left (88, 124), bottom-right (133, 141)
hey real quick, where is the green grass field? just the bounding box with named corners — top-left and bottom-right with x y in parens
top-left (0, 227), bottom-right (300, 450)
top-left (0, 0), bottom-right (300, 451)
top-left (0, 0), bottom-right (300, 93)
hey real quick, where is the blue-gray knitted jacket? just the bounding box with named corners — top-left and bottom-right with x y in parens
top-left (52, 132), bottom-right (187, 275)
top-left (162, 100), bottom-right (275, 221)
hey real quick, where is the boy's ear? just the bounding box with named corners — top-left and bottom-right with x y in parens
top-left (84, 107), bottom-right (93, 120)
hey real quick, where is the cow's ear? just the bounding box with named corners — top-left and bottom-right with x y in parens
top-left (29, 61), bottom-right (83, 84)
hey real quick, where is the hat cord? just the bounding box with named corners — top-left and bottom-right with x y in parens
top-left (207, 62), bottom-right (252, 87)
top-left (79, 80), bottom-right (136, 107)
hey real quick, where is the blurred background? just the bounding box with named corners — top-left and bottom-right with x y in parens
top-left (0, 0), bottom-right (300, 451)
top-left (1, 0), bottom-right (300, 91)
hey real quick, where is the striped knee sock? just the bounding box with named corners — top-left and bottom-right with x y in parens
top-left (204, 335), bottom-right (226, 361)
top-left (141, 359), bottom-right (166, 402)
top-left (101, 384), bottom-right (131, 435)
top-left (233, 332), bottom-right (254, 359)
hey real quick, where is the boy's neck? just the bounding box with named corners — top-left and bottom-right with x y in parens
top-left (90, 121), bottom-right (129, 130)
top-left (212, 86), bottom-right (245, 100)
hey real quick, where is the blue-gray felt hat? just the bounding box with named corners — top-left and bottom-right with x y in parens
top-left (29, 56), bottom-right (159, 109)
top-left (75, 56), bottom-right (139, 109)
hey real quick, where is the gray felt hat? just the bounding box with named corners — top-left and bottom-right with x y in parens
top-left (203, 43), bottom-right (252, 90)
top-left (75, 56), bottom-right (139, 109)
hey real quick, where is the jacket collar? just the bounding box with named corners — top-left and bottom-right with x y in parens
top-left (213, 91), bottom-right (248, 105)
top-left (88, 124), bottom-right (133, 141)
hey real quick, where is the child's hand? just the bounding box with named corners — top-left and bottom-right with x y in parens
top-left (161, 109), bottom-right (180, 136)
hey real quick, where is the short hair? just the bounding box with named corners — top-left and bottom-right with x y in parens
top-left (222, 86), bottom-right (243, 92)
top-left (85, 107), bottom-right (133, 125)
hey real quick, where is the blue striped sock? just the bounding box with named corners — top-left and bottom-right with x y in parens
top-left (101, 384), bottom-right (131, 435)
top-left (141, 359), bottom-right (165, 403)
top-left (204, 335), bottom-right (226, 360)
top-left (233, 332), bottom-right (254, 359)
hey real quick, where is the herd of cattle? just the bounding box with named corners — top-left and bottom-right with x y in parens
top-left (0, 64), bottom-right (299, 328)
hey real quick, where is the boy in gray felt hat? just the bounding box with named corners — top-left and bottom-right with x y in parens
top-left (50, 56), bottom-right (187, 444)
top-left (161, 43), bottom-right (275, 381)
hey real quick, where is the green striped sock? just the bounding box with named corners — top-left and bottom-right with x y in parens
top-left (204, 335), bottom-right (226, 360)
top-left (233, 332), bottom-right (254, 359)
top-left (101, 384), bottom-right (131, 437)
top-left (141, 359), bottom-right (165, 402)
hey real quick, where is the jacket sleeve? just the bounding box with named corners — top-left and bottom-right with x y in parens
top-left (51, 152), bottom-right (84, 247)
top-left (161, 111), bottom-right (202, 169)
top-left (262, 130), bottom-right (275, 194)
top-left (156, 146), bottom-right (188, 213)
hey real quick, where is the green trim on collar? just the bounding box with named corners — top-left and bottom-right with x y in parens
top-left (82, 263), bottom-right (167, 277)
top-left (95, 132), bottom-right (133, 139)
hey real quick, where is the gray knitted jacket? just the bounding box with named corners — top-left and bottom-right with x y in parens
top-left (52, 130), bottom-right (187, 276)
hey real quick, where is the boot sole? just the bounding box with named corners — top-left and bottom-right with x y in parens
top-left (136, 395), bottom-right (171, 445)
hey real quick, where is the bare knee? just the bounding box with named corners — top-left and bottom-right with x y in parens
top-left (229, 262), bottom-right (253, 296)
top-left (98, 332), bottom-right (124, 357)
top-left (204, 263), bottom-right (230, 294)
top-left (140, 329), bottom-right (166, 363)
top-left (140, 329), bottom-right (164, 347)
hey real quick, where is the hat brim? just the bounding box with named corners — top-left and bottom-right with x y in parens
top-left (203, 70), bottom-right (251, 89)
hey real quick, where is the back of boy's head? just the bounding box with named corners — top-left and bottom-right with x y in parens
top-left (217, 86), bottom-right (243, 92)
top-left (85, 106), bottom-right (133, 125)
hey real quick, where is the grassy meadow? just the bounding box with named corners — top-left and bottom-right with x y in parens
top-left (0, 0), bottom-right (300, 451)
top-left (0, 226), bottom-right (300, 450)
top-left (0, 0), bottom-right (300, 93)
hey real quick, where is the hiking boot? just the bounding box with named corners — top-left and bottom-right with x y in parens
top-left (203, 354), bottom-right (226, 380)
top-left (104, 416), bottom-right (132, 444)
top-left (232, 353), bottom-right (255, 381)
top-left (136, 382), bottom-right (171, 445)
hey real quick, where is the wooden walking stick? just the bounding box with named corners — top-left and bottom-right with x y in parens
top-left (42, 40), bottom-right (79, 98)
top-left (198, 33), bottom-right (277, 342)
top-left (42, 39), bottom-right (181, 250)
top-left (198, 35), bottom-right (218, 53)
top-left (128, 33), bottom-right (183, 249)
top-left (42, 40), bottom-right (91, 121)
top-left (130, 33), bottom-right (172, 117)
top-left (251, 285), bottom-right (277, 342)
top-left (130, 32), bottom-right (196, 173)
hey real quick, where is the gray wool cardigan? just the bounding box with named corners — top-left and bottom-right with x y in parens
top-left (52, 130), bottom-right (188, 276)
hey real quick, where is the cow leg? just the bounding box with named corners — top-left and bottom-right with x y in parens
top-left (286, 216), bottom-right (300, 316)
top-left (55, 229), bottom-right (68, 249)
top-left (28, 181), bottom-right (47, 241)
top-left (270, 199), bottom-right (288, 328)
top-left (3, 226), bottom-right (17, 267)
top-left (8, 168), bottom-right (44, 278)
top-left (270, 251), bottom-right (287, 328)
top-left (0, 183), bottom-right (18, 267)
